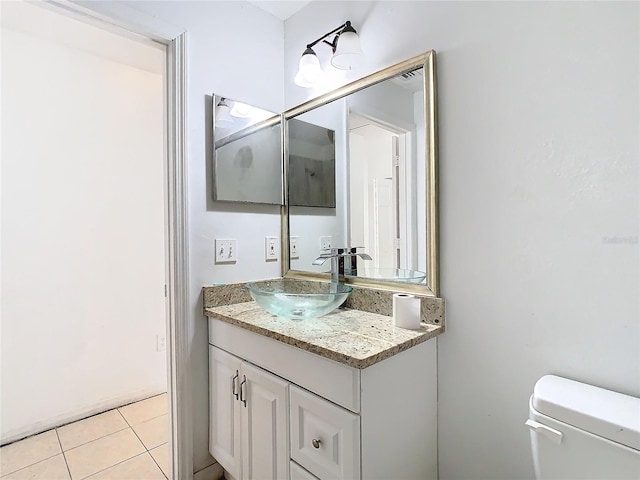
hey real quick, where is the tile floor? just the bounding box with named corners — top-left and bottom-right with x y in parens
top-left (0, 394), bottom-right (171, 480)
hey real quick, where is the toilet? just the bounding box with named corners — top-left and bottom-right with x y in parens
top-left (527, 375), bottom-right (640, 479)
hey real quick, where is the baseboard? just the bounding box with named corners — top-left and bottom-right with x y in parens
top-left (194, 462), bottom-right (224, 480)
top-left (1, 386), bottom-right (166, 445)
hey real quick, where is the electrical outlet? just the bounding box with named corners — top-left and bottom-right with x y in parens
top-left (265, 236), bottom-right (278, 261)
top-left (215, 238), bottom-right (237, 263)
top-left (320, 235), bottom-right (332, 251)
top-left (290, 236), bottom-right (299, 259)
top-left (156, 335), bottom-right (166, 352)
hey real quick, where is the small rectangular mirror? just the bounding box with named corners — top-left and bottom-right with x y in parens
top-left (212, 95), bottom-right (282, 204)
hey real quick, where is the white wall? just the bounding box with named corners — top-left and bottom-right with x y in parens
top-left (284, 2), bottom-right (639, 479)
top-left (93, 1), bottom-right (286, 471)
top-left (1, 2), bottom-right (166, 443)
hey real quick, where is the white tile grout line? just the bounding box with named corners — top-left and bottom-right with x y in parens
top-left (116, 425), bottom-right (169, 480)
top-left (58, 397), bottom-right (167, 453)
top-left (72, 426), bottom-right (168, 479)
top-left (1, 448), bottom-right (168, 480)
top-left (118, 411), bottom-right (169, 432)
top-left (59, 426), bottom-right (131, 455)
top-left (55, 429), bottom-right (73, 480)
top-left (0, 430), bottom-right (63, 477)
top-left (116, 396), bottom-right (169, 435)
top-left (118, 404), bottom-right (170, 479)
top-left (118, 409), bottom-right (166, 449)
top-left (0, 396), bottom-right (169, 480)
top-left (78, 451), bottom-right (149, 480)
top-left (0, 450), bottom-right (63, 479)
top-left (148, 442), bottom-right (170, 480)
top-left (0, 393), bottom-right (167, 449)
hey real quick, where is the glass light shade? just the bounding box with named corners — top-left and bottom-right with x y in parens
top-left (216, 106), bottom-right (233, 126)
top-left (229, 101), bottom-right (252, 118)
top-left (331, 31), bottom-right (364, 70)
top-left (294, 72), bottom-right (314, 88)
top-left (295, 50), bottom-right (322, 87)
top-left (215, 99), bottom-right (234, 126)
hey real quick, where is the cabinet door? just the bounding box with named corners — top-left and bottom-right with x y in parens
top-left (241, 362), bottom-right (289, 480)
top-left (209, 346), bottom-right (242, 479)
top-left (291, 461), bottom-right (320, 480)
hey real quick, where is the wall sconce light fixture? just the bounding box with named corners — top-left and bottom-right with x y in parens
top-left (294, 20), bottom-right (364, 88)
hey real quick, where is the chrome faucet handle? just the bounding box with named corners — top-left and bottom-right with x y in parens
top-left (314, 248), bottom-right (371, 260)
top-left (312, 256), bottom-right (329, 266)
top-left (343, 247), bottom-right (372, 260)
top-left (345, 247), bottom-right (372, 260)
top-left (312, 250), bottom-right (344, 265)
top-left (315, 248), bottom-right (348, 260)
top-left (340, 247), bottom-right (372, 278)
top-left (313, 246), bottom-right (373, 283)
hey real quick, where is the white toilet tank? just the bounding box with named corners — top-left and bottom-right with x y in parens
top-left (527, 375), bottom-right (640, 479)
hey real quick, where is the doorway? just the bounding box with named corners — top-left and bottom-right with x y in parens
top-left (348, 113), bottom-right (413, 272)
top-left (0, 1), bottom-right (187, 478)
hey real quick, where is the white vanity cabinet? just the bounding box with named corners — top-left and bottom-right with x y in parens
top-left (209, 345), bottom-right (289, 480)
top-left (208, 315), bottom-right (438, 480)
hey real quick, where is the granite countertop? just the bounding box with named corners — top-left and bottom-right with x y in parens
top-left (205, 301), bottom-right (443, 369)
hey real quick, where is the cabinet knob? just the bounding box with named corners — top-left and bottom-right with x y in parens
top-left (312, 438), bottom-right (321, 449)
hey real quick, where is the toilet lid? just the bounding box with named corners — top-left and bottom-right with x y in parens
top-left (532, 375), bottom-right (640, 451)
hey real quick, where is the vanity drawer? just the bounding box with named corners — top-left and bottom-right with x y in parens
top-left (290, 461), bottom-right (319, 480)
top-left (290, 385), bottom-right (360, 480)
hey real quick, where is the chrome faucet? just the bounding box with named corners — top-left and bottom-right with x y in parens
top-left (313, 247), bottom-right (372, 284)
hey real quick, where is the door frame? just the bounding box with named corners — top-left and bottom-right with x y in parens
top-left (42, 1), bottom-right (191, 477)
top-left (347, 111), bottom-right (415, 271)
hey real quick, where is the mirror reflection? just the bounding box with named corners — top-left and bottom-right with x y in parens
top-left (285, 52), bottom-right (438, 294)
top-left (288, 118), bottom-right (336, 208)
top-left (212, 94), bottom-right (282, 204)
top-left (347, 68), bottom-right (426, 283)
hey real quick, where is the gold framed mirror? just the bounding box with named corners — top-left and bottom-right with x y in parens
top-left (282, 51), bottom-right (439, 296)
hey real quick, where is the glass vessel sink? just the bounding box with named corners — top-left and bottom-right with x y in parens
top-left (348, 267), bottom-right (427, 284)
top-left (246, 279), bottom-right (353, 320)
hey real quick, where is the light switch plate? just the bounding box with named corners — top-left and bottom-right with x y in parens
top-left (290, 236), bottom-right (299, 259)
top-left (319, 235), bottom-right (332, 252)
top-left (215, 238), bottom-right (237, 263)
top-left (265, 236), bottom-right (278, 261)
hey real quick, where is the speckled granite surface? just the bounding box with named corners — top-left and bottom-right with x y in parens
top-left (205, 301), bottom-right (442, 369)
top-left (203, 280), bottom-right (445, 326)
top-left (345, 287), bottom-right (445, 326)
top-left (202, 282), bottom-right (254, 308)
